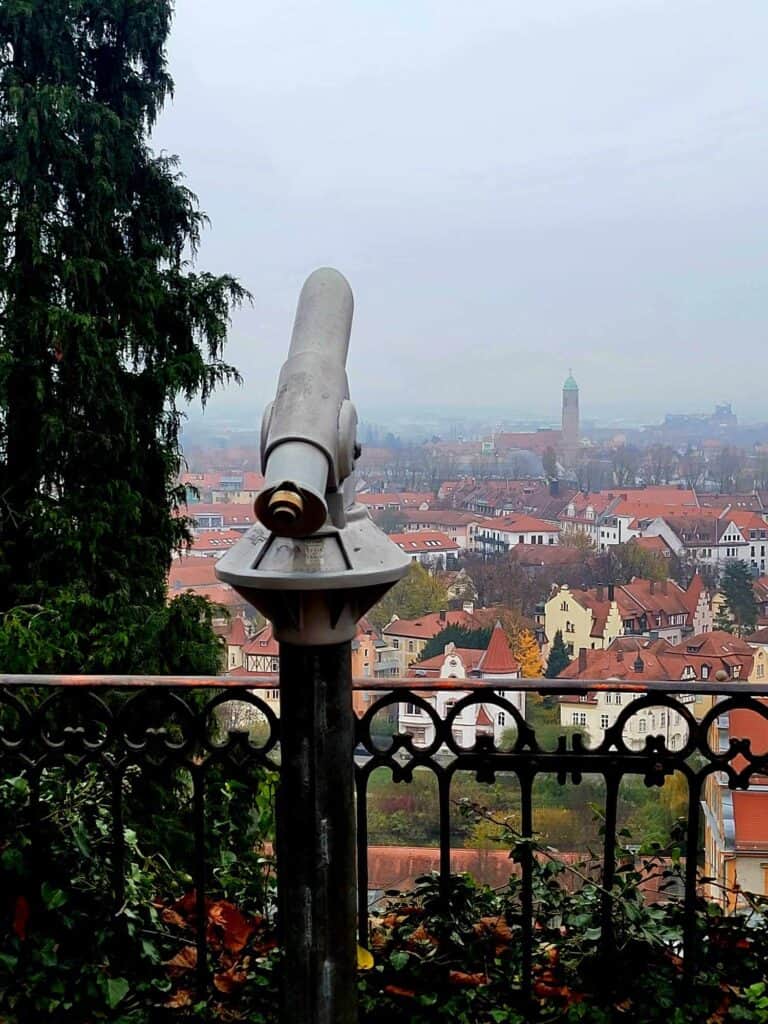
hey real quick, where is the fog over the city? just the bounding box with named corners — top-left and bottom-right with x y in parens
top-left (156, 0), bottom-right (768, 428)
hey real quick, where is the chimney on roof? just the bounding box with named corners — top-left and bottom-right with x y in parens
top-left (608, 584), bottom-right (615, 602)
top-left (596, 585), bottom-right (604, 602)
top-left (549, 479), bottom-right (560, 497)
top-left (578, 648), bottom-right (587, 673)
top-left (439, 609), bottom-right (446, 623)
top-left (649, 580), bottom-right (655, 595)
top-left (616, 650), bottom-right (624, 662)
top-left (661, 579), bottom-right (668, 595)
top-left (462, 600), bottom-right (474, 615)
top-left (633, 654), bottom-right (645, 673)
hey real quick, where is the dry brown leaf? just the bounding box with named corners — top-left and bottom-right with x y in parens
top-left (474, 915), bottom-right (513, 943)
top-left (161, 907), bottom-right (190, 930)
top-left (165, 989), bottom-right (193, 1008)
top-left (165, 946), bottom-right (197, 974)
top-left (384, 984), bottom-right (416, 999)
top-left (448, 970), bottom-right (488, 987)
top-left (208, 900), bottom-right (257, 954)
top-left (213, 966), bottom-right (248, 994)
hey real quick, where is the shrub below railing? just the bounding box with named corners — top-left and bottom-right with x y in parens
top-left (2, 677), bottom-right (768, 1022)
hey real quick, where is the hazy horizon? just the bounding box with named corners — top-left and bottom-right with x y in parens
top-left (155, 1), bottom-right (768, 427)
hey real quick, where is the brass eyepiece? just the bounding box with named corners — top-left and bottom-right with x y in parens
top-left (268, 488), bottom-right (304, 526)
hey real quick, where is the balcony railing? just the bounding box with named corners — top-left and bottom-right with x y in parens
top-left (0, 674), bottom-right (766, 1014)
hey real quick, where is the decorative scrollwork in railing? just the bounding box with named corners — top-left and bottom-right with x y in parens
top-left (0, 674), bottom-right (767, 1009)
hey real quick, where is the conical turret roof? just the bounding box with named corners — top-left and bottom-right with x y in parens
top-left (477, 621), bottom-right (520, 675)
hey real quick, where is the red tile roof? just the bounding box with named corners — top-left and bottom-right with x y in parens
top-left (629, 535), bottom-right (673, 556)
top-left (475, 705), bottom-right (494, 727)
top-left (168, 559), bottom-right (220, 589)
top-left (409, 647), bottom-right (486, 675)
top-left (402, 510), bottom-right (483, 527)
top-left (187, 529), bottom-right (243, 553)
top-left (389, 530), bottom-right (459, 553)
top-left (179, 503), bottom-right (257, 528)
top-left (243, 623), bottom-right (279, 657)
top-left (732, 791), bottom-right (768, 851)
top-left (476, 622), bottom-right (520, 675)
top-left (728, 702), bottom-right (768, 778)
top-left (473, 514), bottom-right (560, 534)
top-left (177, 584), bottom-right (245, 608)
top-left (561, 631), bottom-right (754, 685)
top-left (384, 610), bottom-right (479, 640)
top-left (559, 637), bottom-right (671, 686)
top-left (227, 617), bottom-right (248, 647)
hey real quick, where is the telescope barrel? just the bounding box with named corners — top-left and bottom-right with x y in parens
top-left (255, 268), bottom-right (355, 537)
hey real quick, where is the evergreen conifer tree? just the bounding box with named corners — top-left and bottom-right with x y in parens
top-left (545, 629), bottom-right (571, 678)
top-left (715, 562), bottom-right (758, 637)
top-left (418, 625), bottom-right (492, 662)
top-left (0, 1), bottom-right (246, 669)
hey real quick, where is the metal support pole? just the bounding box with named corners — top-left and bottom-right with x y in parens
top-left (277, 641), bottom-right (358, 1024)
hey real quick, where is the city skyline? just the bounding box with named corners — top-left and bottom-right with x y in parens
top-left (158, 1), bottom-right (768, 425)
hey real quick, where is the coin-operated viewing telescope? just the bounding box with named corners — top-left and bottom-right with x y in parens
top-left (215, 267), bottom-right (409, 645)
top-left (215, 269), bottom-right (409, 1024)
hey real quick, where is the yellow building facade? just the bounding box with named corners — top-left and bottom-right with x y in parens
top-left (543, 584), bottom-right (623, 659)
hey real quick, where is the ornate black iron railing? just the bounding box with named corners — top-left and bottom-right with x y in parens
top-left (0, 674), bottom-right (766, 1008)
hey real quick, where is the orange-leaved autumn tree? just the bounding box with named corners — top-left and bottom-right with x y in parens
top-left (513, 628), bottom-right (543, 678)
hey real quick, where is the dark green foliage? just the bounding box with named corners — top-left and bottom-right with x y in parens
top-left (358, 821), bottom-right (768, 1024)
top-left (545, 629), bottom-right (571, 678)
top-left (716, 561), bottom-right (758, 637)
top-left (0, 0), bottom-right (246, 671)
top-left (0, 590), bottom-right (225, 673)
top-left (418, 625), bottom-right (492, 662)
top-left (0, 733), bottom-right (763, 1022)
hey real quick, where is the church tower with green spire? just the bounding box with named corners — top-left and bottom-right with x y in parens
top-left (561, 370), bottom-right (580, 466)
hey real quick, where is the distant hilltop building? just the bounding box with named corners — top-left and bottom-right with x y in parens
top-left (662, 403), bottom-right (737, 433)
top-left (466, 371), bottom-right (581, 476)
top-left (561, 370), bottom-right (580, 467)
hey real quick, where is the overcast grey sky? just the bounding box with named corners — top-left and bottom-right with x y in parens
top-left (156, 0), bottom-right (768, 427)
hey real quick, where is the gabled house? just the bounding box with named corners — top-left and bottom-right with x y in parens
top-left (383, 608), bottom-right (482, 674)
top-left (388, 531), bottom-right (459, 570)
top-left (558, 631), bottom-right (755, 749)
top-left (542, 584), bottom-right (624, 659)
top-left (399, 623), bottom-right (524, 749)
top-left (467, 515), bottom-right (560, 556)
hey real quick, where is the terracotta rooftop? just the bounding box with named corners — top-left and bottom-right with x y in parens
top-left (227, 617), bottom-right (248, 647)
top-left (186, 529), bottom-right (243, 553)
top-left (476, 622), bottom-right (520, 675)
top-left (168, 559), bottom-right (220, 589)
top-left (732, 791), bottom-right (768, 851)
top-left (473, 513), bottom-right (560, 534)
top-left (408, 646), bottom-right (486, 676)
top-left (243, 623), bottom-right (279, 657)
top-left (178, 502), bottom-right (257, 528)
top-left (389, 531), bottom-right (459, 553)
top-left (384, 610), bottom-right (479, 640)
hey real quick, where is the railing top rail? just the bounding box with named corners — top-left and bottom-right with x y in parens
top-left (0, 673), bottom-right (766, 697)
